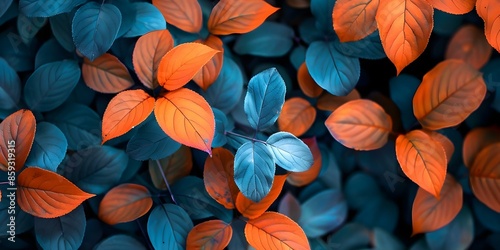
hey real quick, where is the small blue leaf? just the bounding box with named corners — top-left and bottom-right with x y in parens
top-left (328, 223), bottom-right (372, 250)
top-left (290, 45), bottom-right (306, 70)
top-left (389, 74), bottom-right (420, 131)
top-left (50, 12), bottom-right (75, 52)
top-left (72, 2), bottom-right (121, 61)
top-left (234, 21), bottom-right (294, 57)
top-left (344, 172), bottom-right (382, 210)
top-left (310, 0), bottom-right (335, 35)
top-left (426, 205), bottom-right (474, 250)
top-left (26, 122), bottom-right (68, 172)
top-left (34, 38), bottom-right (73, 68)
top-left (299, 18), bottom-right (323, 44)
top-left (0, 29), bottom-right (36, 71)
top-left (213, 108), bottom-right (232, 148)
top-left (17, 13), bottom-right (46, 44)
top-left (123, 2), bottom-right (165, 37)
top-left (333, 31), bottom-right (386, 60)
top-left (19, 0), bottom-right (86, 17)
top-left (0, 0), bottom-right (13, 18)
top-left (147, 203), bottom-right (193, 250)
top-left (266, 132), bottom-right (313, 172)
top-left (0, 57), bottom-right (21, 109)
top-left (95, 234), bottom-right (146, 250)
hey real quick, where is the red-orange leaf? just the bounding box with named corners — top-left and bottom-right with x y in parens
top-left (152, 0), bottom-right (202, 33)
top-left (154, 88), bottom-right (215, 155)
top-left (297, 62), bottom-right (323, 98)
top-left (98, 183), bottom-right (153, 225)
top-left (245, 212), bottom-right (310, 250)
top-left (446, 25), bottom-right (492, 69)
top-left (412, 174), bottom-right (463, 235)
top-left (476, 0), bottom-right (500, 52)
top-left (149, 146), bottom-right (193, 189)
top-left (325, 99), bottom-right (392, 150)
top-left (333, 0), bottom-right (380, 42)
top-left (18, 167), bottom-right (95, 218)
top-left (463, 126), bottom-right (500, 168)
top-left (157, 43), bottom-right (220, 91)
top-left (423, 130), bottom-right (455, 163)
top-left (413, 60), bottom-right (487, 130)
top-left (204, 147), bottom-right (239, 209)
top-left (287, 137), bottom-right (322, 187)
top-left (82, 53), bottom-right (134, 93)
top-left (396, 130), bottom-right (447, 198)
top-left (133, 30), bottom-right (174, 89)
top-left (376, 0), bottom-right (433, 74)
top-left (0, 109), bottom-right (35, 172)
top-left (277, 97), bottom-right (316, 137)
top-left (469, 143), bottom-right (500, 212)
top-left (186, 220), bottom-right (233, 250)
top-left (316, 89), bottom-right (361, 112)
top-left (207, 0), bottom-right (279, 35)
top-left (193, 35), bottom-right (224, 91)
top-left (102, 89), bottom-right (155, 144)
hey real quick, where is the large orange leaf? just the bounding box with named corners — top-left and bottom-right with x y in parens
top-left (333, 0), bottom-right (380, 42)
top-left (98, 183), bottom-right (153, 225)
top-left (152, 0), bottom-right (202, 33)
top-left (297, 62), bottom-right (323, 98)
top-left (412, 175), bottom-right (463, 235)
top-left (469, 143), bottom-right (500, 212)
top-left (376, 0), bottom-right (433, 74)
top-left (0, 109), bottom-right (35, 172)
top-left (18, 167), bottom-right (95, 218)
top-left (204, 147), bottom-right (239, 209)
top-left (82, 53), bottom-right (134, 93)
top-left (427, 0), bottom-right (475, 14)
top-left (287, 137), bottom-right (322, 187)
top-left (149, 146), bottom-right (193, 189)
top-left (207, 0), bottom-right (279, 35)
top-left (412, 60), bottom-right (487, 130)
top-left (325, 99), bottom-right (392, 150)
top-left (186, 220), bottom-right (233, 250)
top-left (193, 35), bottom-right (224, 91)
top-left (396, 130), bottom-right (447, 198)
top-left (316, 89), bottom-right (361, 112)
top-left (277, 97), bottom-right (316, 137)
top-left (463, 126), bottom-right (500, 168)
top-left (423, 130), bottom-right (454, 163)
top-left (157, 43), bottom-right (220, 91)
top-left (476, 0), bottom-right (500, 52)
top-left (446, 25), bottom-right (492, 69)
top-left (245, 212), bottom-right (310, 250)
top-left (132, 30), bottom-right (174, 89)
top-left (102, 89), bottom-right (155, 144)
top-left (154, 88), bottom-right (215, 154)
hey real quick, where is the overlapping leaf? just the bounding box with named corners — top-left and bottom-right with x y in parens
top-left (149, 146), bottom-right (192, 189)
top-left (477, 0), bottom-right (500, 52)
top-left (82, 53), bottom-right (134, 93)
top-left (463, 126), bottom-right (500, 168)
top-left (428, 0), bottom-right (475, 14)
top-left (469, 143), bottom-right (500, 212)
top-left (0, 109), bottom-right (36, 172)
top-left (446, 25), bottom-right (492, 69)
top-left (277, 98), bottom-right (316, 137)
top-left (152, 0), bottom-right (202, 33)
top-left (20, 0), bottom-right (86, 17)
top-left (186, 220), bottom-right (233, 250)
top-left (0, 57), bottom-right (21, 109)
top-left (204, 148), bottom-right (238, 209)
top-left (287, 137), bottom-right (322, 187)
top-left (147, 204), bottom-right (193, 250)
top-left (317, 89), bottom-right (361, 112)
top-left (193, 35), bottom-right (224, 91)
top-left (333, 0), bottom-right (379, 42)
top-left (26, 122), bottom-right (67, 171)
top-left (297, 62), bottom-right (323, 98)
top-left (266, 132), bottom-right (313, 172)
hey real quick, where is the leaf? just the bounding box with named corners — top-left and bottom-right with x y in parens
top-left (234, 141), bottom-right (275, 202)
top-left (395, 130), bottom-right (447, 198)
top-left (17, 13), bottom-right (47, 44)
top-left (287, 0), bottom-right (310, 8)
top-left (278, 192), bottom-right (302, 222)
top-left (325, 99), bottom-right (392, 150)
top-left (244, 68), bottom-right (286, 131)
top-left (0, 57), bottom-right (21, 109)
top-left (101, 89), bottom-right (155, 144)
top-left (463, 126), bottom-right (500, 168)
top-left (82, 53), bottom-right (134, 94)
top-left (18, 167), bottom-right (95, 218)
top-left (35, 39), bottom-right (73, 69)
top-left (446, 25), bottom-right (492, 69)
top-left (297, 62), bottom-right (323, 98)
top-left (425, 205), bottom-right (474, 250)
top-left (287, 137), bottom-right (322, 187)
top-left (389, 74), bottom-right (420, 130)
top-left (424, 130), bottom-right (455, 163)
top-left (186, 220), bottom-right (233, 250)
top-left (413, 60), bottom-right (487, 130)
top-left (50, 12), bottom-right (75, 52)
top-left (277, 97), bottom-right (316, 137)
top-left (0, 0), bottom-right (13, 18)
top-left (207, 0), bottom-right (279, 35)
top-left (147, 204), bottom-right (193, 250)
top-left (333, 0), bottom-right (380, 42)
top-left (149, 146), bottom-right (192, 190)
top-left (0, 109), bottom-right (36, 172)
top-left (376, 0), bottom-right (433, 74)
top-left (204, 147), bottom-right (238, 209)
top-left (98, 183), bottom-right (153, 225)
top-left (328, 223), bottom-right (372, 250)
top-left (354, 196), bottom-right (399, 232)
top-left (154, 88), bottom-right (215, 154)
top-left (72, 2), bottom-right (121, 61)
top-left (412, 175), bottom-right (463, 235)
top-left (333, 30), bottom-right (387, 60)
top-left (95, 235), bottom-right (146, 250)
top-left (212, 108), bottom-right (232, 147)
top-left (427, 0), bottom-right (475, 14)
top-left (157, 43), bottom-right (220, 91)
top-left (153, 0), bottom-right (202, 33)
top-left (123, 2), bottom-right (166, 37)
top-left (233, 21), bottom-right (295, 57)
top-left (19, 0), bottom-right (86, 17)
top-left (305, 41), bottom-right (360, 96)
top-left (26, 122), bottom-right (68, 171)
top-left (316, 89), bottom-right (361, 112)
top-left (24, 60), bottom-right (81, 112)
top-left (310, 0), bottom-right (336, 34)
top-left (477, 0), bottom-right (500, 53)
top-left (245, 212), bottom-right (310, 250)
top-left (193, 35), bottom-right (224, 91)
top-left (267, 132), bottom-right (314, 172)
top-left (469, 143), bottom-right (500, 212)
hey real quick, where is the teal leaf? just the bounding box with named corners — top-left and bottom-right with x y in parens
top-left (17, 13), bottom-right (46, 44)
top-left (266, 132), bottom-right (313, 172)
top-left (95, 234), bottom-right (146, 250)
top-left (299, 18), bottom-right (323, 44)
top-left (19, 0), bottom-right (86, 17)
top-left (26, 122), bottom-right (68, 172)
top-left (123, 2), bottom-right (165, 37)
top-left (50, 12), bottom-right (76, 52)
top-left (425, 205), bottom-right (474, 250)
top-left (213, 108), bottom-right (233, 148)
top-left (328, 223), bottom-right (372, 250)
top-left (108, 0), bottom-right (135, 38)
top-left (0, 1), bottom-right (17, 26)
top-left (147, 204), bottom-right (193, 250)
top-left (67, 79), bottom-right (96, 106)
top-left (0, 0), bottom-right (13, 18)
top-left (310, 0), bottom-right (335, 35)
top-left (234, 21), bottom-right (294, 57)
top-left (34, 39), bottom-right (73, 69)
top-left (333, 31), bottom-right (386, 60)
top-left (0, 29), bottom-right (36, 71)
top-left (373, 228), bottom-right (405, 250)
top-left (389, 74), bottom-right (420, 131)
top-left (290, 45), bottom-right (306, 70)
top-left (354, 196), bottom-right (398, 233)
top-left (344, 172), bottom-right (382, 210)
top-left (0, 57), bottom-right (21, 110)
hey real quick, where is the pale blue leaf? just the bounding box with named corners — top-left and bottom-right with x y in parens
top-left (95, 234), bottom-right (146, 250)
top-left (299, 17), bottom-right (323, 44)
top-left (50, 12), bottom-right (75, 52)
top-left (334, 31), bottom-right (386, 60)
top-left (266, 132), bottom-right (313, 172)
top-left (123, 2), bottom-right (165, 37)
top-left (0, 57), bottom-right (21, 109)
top-left (147, 204), bottom-right (193, 250)
top-left (234, 21), bottom-right (294, 57)
top-left (19, 0), bottom-right (86, 17)
top-left (17, 13), bottom-right (46, 44)
top-left (26, 122), bottom-right (68, 172)
top-left (426, 205), bottom-right (474, 250)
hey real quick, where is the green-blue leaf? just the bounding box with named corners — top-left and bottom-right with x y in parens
top-left (333, 31), bottom-right (386, 60)
top-left (26, 122), bottom-right (68, 172)
top-left (234, 21), bottom-right (294, 57)
top-left (50, 12), bottom-right (75, 52)
top-left (123, 2), bottom-right (165, 37)
top-left (266, 132), bottom-right (313, 172)
top-left (95, 234), bottom-right (146, 250)
top-left (19, 0), bottom-right (86, 17)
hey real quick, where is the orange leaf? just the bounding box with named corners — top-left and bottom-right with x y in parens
top-left (395, 130), bottom-right (447, 198)
top-left (207, 0), bottom-right (279, 35)
top-left (0, 109), bottom-right (35, 172)
top-left (333, 0), bottom-right (380, 42)
top-left (376, 0), bottom-right (433, 74)
top-left (446, 25), bottom-right (492, 69)
top-left (462, 126), bottom-right (500, 168)
top-left (152, 0), bottom-right (202, 33)
top-left (157, 43), bottom-right (220, 91)
top-left (412, 174), bottom-right (463, 235)
top-left (245, 212), bottom-right (310, 250)
top-left (82, 53), bottom-right (134, 93)
top-left (132, 30), bottom-right (174, 89)
top-left (423, 130), bottom-right (455, 163)
top-left (297, 62), bottom-right (323, 98)
top-left (18, 167), bottom-right (95, 218)
top-left (204, 147), bottom-right (239, 209)
top-left (154, 88), bottom-right (215, 154)
top-left (98, 183), bottom-right (153, 225)
top-left (186, 220), bottom-right (233, 250)
top-left (469, 143), bottom-right (500, 212)
top-left (236, 174), bottom-right (288, 219)
top-left (149, 146), bottom-right (193, 190)
top-left (277, 97), bottom-right (316, 137)
top-left (193, 35), bottom-right (225, 91)
top-left (412, 59), bottom-right (487, 130)
top-left (427, 0), bottom-right (475, 14)
top-left (102, 89), bottom-right (155, 144)
top-left (287, 137), bottom-right (322, 187)
top-left (325, 99), bottom-right (392, 150)
top-left (316, 89), bottom-right (361, 112)
top-left (477, 0), bottom-right (500, 52)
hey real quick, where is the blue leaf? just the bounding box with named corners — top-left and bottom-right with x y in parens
top-left (66, 79), bottom-right (96, 106)
top-left (50, 12), bottom-right (75, 52)
top-left (426, 205), bottom-right (474, 250)
top-left (26, 122), bottom-right (68, 172)
top-left (389, 74), bottom-right (420, 131)
top-left (227, 219), bottom-right (249, 250)
top-left (213, 108), bottom-right (232, 148)
top-left (310, 0), bottom-right (335, 35)
top-left (81, 218), bottom-right (103, 250)
top-left (108, 0), bottom-right (135, 38)
top-left (299, 17), bottom-right (323, 44)
top-left (333, 31), bottom-right (386, 60)
top-left (234, 141), bottom-right (275, 202)
top-left (0, 29), bottom-right (36, 71)
top-left (147, 203), bottom-right (193, 250)
top-left (0, 1), bottom-right (17, 26)
top-left (23, 60), bottom-right (81, 112)
top-left (354, 196), bottom-right (399, 233)
top-left (327, 223), bottom-right (372, 249)
top-left (266, 132), bottom-right (313, 172)
top-left (306, 41), bottom-right (360, 96)
top-left (317, 144), bottom-right (342, 189)
top-left (290, 45), bottom-right (306, 70)
top-left (19, 0), bottom-right (86, 17)
top-left (95, 234), bottom-right (146, 250)
top-left (372, 228), bottom-right (405, 250)
top-left (244, 68), bottom-right (286, 131)
top-left (251, 64), bottom-right (293, 95)
top-left (0, 0), bottom-right (13, 18)
top-left (34, 205), bottom-right (86, 250)
top-left (344, 172), bottom-right (382, 210)
top-left (0, 57), bottom-right (21, 109)
top-left (34, 38), bottom-right (73, 68)
top-left (17, 13), bottom-right (46, 44)
top-left (123, 2), bottom-right (165, 37)
top-left (234, 21), bottom-right (294, 57)
top-left (0, 183), bottom-right (33, 237)
top-left (72, 2), bottom-right (122, 61)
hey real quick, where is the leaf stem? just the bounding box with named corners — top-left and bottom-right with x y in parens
top-left (136, 220), bottom-right (154, 250)
top-left (225, 130), bottom-right (267, 145)
top-left (155, 159), bottom-right (177, 204)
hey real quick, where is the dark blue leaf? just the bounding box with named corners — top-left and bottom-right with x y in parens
top-left (0, 57), bottom-right (21, 109)
top-left (108, 0), bottom-right (135, 38)
top-left (95, 234), bottom-right (146, 250)
top-left (17, 13), bottom-right (46, 44)
top-left (299, 17), bottom-right (323, 44)
top-left (50, 12), bottom-right (75, 52)
top-left (433, 10), bottom-right (463, 36)
top-left (147, 203), bottom-right (193, 250)
top-left (473, 198), bottom-right (500, 232)
top-left (0, 29), bottom-right (36, 71)
top-left (213, 108), bottom-right (232, 148)
top-left (0, 1), bottom-right (17, 26)
top-left (310, 0), bottom-right (335, 35)
top-left (298, 179), bottom-right (329, 202)
top-left (19, 0), bottom-right (86, 17)
top-left (72, 2), bottom-right (121, 61)
top-left (354, 196), bottom-right (399, 232)
top-left (0, 0), bottom-right (13, 18)
top-left (234, 21), bottom-right (294, 57)
top-left (26, 122), bottom-right (68, 172)
top-left (344, 172), bottom-right (382, 210)
top-left (290, 45), bottom-right (306, 70)
top-left (327, 223), bottom-right (372, 249)
top-left (227, 219), bottom-right (248, 250)
top-left (389, 74), bottom-right (420, 131)
top-left (266, 132), bottom-right (313, 172)
top-left (123, 2), bottom-right (165, 37)
top-left (34, 38), bottom-right (73, 68)
top-left (334, 31), bottom-right (386, 60)
top-left (66, 79), bottom-right (96, 106)
top-left (81, 218), bottom-right (103, 250)
top-left (317, 144), bottom-right (342, 189)
top-left (373, 228), bottom-right (405, 250)
top-left (426, 205), bottom-right (474, 250)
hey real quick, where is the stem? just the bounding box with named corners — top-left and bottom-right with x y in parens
top-left (155, 159), bottom-right (177, 204)
top-left (225, 131), bottom-right (267, 144)
top-left (136, 220), bottom-right (154, 250)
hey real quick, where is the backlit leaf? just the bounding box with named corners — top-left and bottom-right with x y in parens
top-left (147, 204), bottom-right (193, 250)
top-left (267, 132), bottom-right (314, 172)
top-left (186, 220), bottom-right (233, 250)
top-left (462, 126), bottom-right (500, 168)
top-left (297, 62), bottom-right (323, 98)
top-left (287, 137), bottom-right (322, 187)
top-left (204, 148), bottom-right (238, 209)
top-left (19, 0), bottom-right (86, 17)
top-left (34, 205), bottom-right (85, 250)
top-left (153, 0), bottom-right (202, 33)
top-left (278, 97), bottom-right (316, 137)
top-left (477, 0), bottom-right (500, 52)
top-left (446, 25), bottom-right (492, 69)
top-left (26, 122), bottom-right (67, 171)
top-left (149, 146), bottom-right (192, 189)
top-left (423, 130), bottom-right (454, 163)
top-left (82, 53), bottom-right (134, 94)
top-left (469, 143), bottom-right (500, 212)
top-left (0, 109), bottom-right (36, 172)
top-left (316, 89), bottom-right (361, 112)
top-left (193, 35), bottom-right (224, 91)
top-left (427, 0), bottom-right (475, 14)
top-left (333, 0), bottom-right (379, 42)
